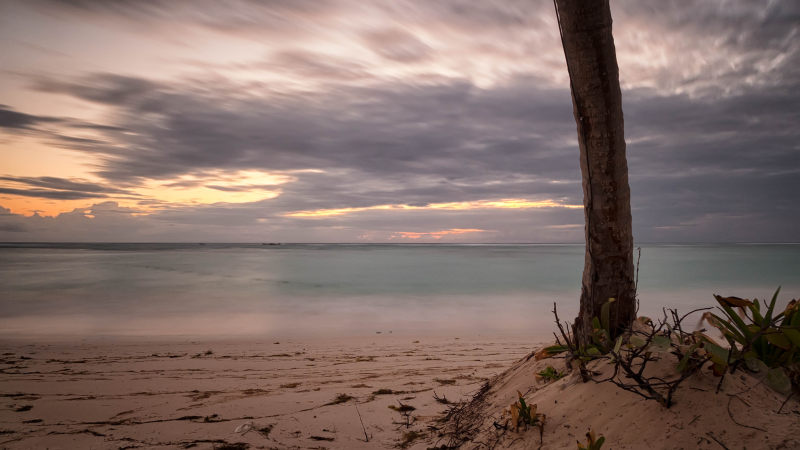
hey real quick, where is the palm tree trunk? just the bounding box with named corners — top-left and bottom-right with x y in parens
top-left (554, 0), bottom-right (636, 345)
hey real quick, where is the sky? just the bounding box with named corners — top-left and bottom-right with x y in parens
top-left (0, 0), bottom-right (798, 243)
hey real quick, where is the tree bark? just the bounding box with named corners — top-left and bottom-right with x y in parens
top-left (554, 0), bottom-right (636, 345)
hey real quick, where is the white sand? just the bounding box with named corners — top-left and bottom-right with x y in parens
top-left (0, 334), bottom-right (537, 449)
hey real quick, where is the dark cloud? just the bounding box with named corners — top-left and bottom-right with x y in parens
top-left (0, 105), bottom-right (61, 129)
top-left (0, 187), bottom-right (106, 200)
top-left (0, 176), bottom-right (132, 195)
top-left (0, 176), bottom-right (136, 205)
top-left (28, 72), bottom-right (576, 184)
top-left (32, 74), bottom-right (166, 111)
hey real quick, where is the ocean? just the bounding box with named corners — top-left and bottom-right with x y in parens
top-left (1, 243), bottom-right (798, 339)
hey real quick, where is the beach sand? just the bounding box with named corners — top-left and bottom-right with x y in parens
top-left (1, 334), bottom-right (798, 449)
top-left (0, 334), bottom-right (537, 449)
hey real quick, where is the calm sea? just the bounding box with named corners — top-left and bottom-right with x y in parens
top-left (0, 243), bottom-right (798, 339)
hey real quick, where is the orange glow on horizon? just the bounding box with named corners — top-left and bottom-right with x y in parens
top-left (0, 169), bottom-right (295, 217)
top-left (390, 228), bottom-right (490, 240)
top-left (285, 198), bottom-right (582, 218)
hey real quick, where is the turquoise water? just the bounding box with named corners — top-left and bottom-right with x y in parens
top-left (0, 243), bottom-right (797, 338)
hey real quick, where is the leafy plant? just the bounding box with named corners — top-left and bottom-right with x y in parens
top-left (577, 429), bottom-right (605, 450)
top-left (550, 287), bottom-right (799, 408)
top-left (701, 287), bottom-right (799, 393)
top-left (536, 365), bottom-right (565, 382)
top-left (534, 344), bottom-right (569, 360)
top-left (550, 301), bottom-right (612, 382)
top-left (508, 391), bottom-right (545, 434)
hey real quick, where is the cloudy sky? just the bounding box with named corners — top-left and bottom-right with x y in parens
top-left (0, 0), bottom-right (797, 243)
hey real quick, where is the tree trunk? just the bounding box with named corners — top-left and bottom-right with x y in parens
top-left (554, 0), bottom-right (636, 346)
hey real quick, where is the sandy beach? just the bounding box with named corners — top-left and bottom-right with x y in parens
top-left (0, 334), bottom-right (538, 449)
top-left (3, 333), bottom-right (798, 450)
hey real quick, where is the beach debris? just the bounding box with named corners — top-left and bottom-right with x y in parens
top-left (398, 429), bottom-right (425, 448)
top-left (234, 421), bottom-right (254, 435)
top-left (389, 401), bottom-right (416, 428)
top-left (371, 388), bottom-right (396, 396)
top-left (309, 435), bottom-right (334, 441)
top-left (355, 403), bottom-right (370, 442)
top-left (433, 391), bottom-right (452, 405)
top-left (256, 424), bottom-right (273, 438)
top-left (212, 443), bottom-right (249, 450)
top-left (325, 393), bottom-right (354, 405)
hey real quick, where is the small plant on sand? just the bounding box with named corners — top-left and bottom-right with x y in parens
top-left (547, 287), bottom-right (800, 408)
top-left (536, 365), bottom-right (565, 382)
top-left (507, 391), bottom-right (544, 435)
top-left (577, 429), bottom-right (605, 450)
top-left (700, 288), bottom-right (799, 394)
top-left (389, 401), bottom-right (416, 428)
top-left (550, 300), bottom-right (715, 407)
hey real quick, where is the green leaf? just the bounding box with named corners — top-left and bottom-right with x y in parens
top-left (613, 335), bottom-right (623, 354)
top-left (719, 304), bottom-right (753, 341)
top-left (765, 367), bottom-right (791, 394)
top-left (765, 331), bottom-right (792, 350)
top-left (601, 298), bottom-right (615, 333)
top-left (650, 335), bottom-right (671, 351)
top-left (585, 346), bottom-right (601, 356)
top-left (543, 345), bottom-right (568, 353)
top-left (629, 336), bottom-right (647, 348)
top-left (749, 301), bottom-right (764, 326)
top-left (782, 328), bottom-right (800, 347)
top-left (594, 436), bottom-right (605, 449)
top-left (706, 312), bottom-right (746, 343)
top-left (703, 341), bottom-right (730, 367)
top-left (744, 356), bottom-right (768, 373)
top-left (765, 286), bottom-right (781, 323)
top-left (676, 343), bottom-right (698, 373)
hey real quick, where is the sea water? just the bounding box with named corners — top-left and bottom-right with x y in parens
top-left (0, 243), bottom-right (798, 339)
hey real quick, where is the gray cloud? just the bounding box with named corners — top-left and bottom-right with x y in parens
top-left (0, 176), bottom-right (133, 195)
top-left (0, 187), bottom-right (106, 200)
top-left (1, 0), bottom-right (798, 242)
top-left (11, 62), bottom-right (800, 242)
top-left (0, 105), bottom-right (61, 129)
top-left (363, 28), bottom-right (431, 62)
